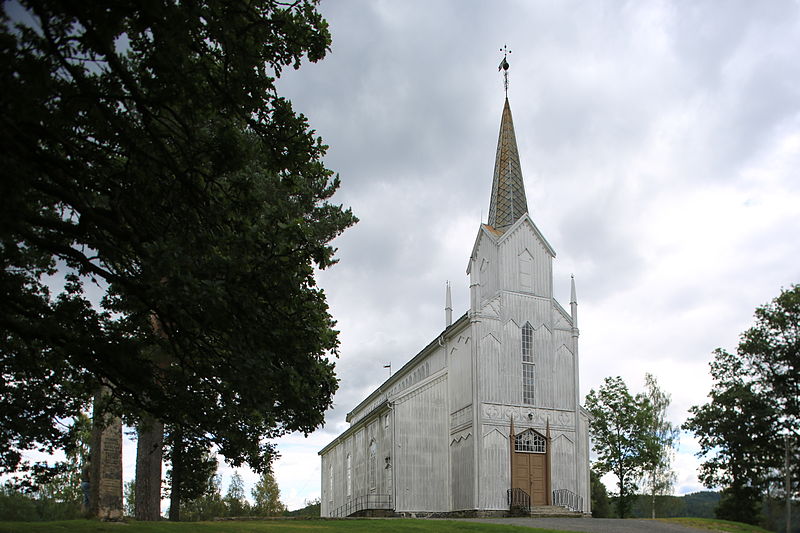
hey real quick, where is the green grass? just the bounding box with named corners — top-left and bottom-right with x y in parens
top-left (658, 517), bottom-right (773, 533)
top-left (0, 518), bottom-right (576, 533)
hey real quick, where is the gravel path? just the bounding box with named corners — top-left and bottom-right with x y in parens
top-left (450, 517), bottom-right (709, 533)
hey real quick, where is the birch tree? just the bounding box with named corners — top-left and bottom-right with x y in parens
top-left (641, 373), bottom-right (679, 518)
top-left (585, 376), bottom-right (658, 518)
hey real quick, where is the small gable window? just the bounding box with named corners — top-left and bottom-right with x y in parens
top-left (515, 429), bottom-right (546, 453)
top-left (519, 250), bottom-right (533, 290)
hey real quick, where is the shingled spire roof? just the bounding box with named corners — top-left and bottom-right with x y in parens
top-left (487, 97), bottom-right (529, 233)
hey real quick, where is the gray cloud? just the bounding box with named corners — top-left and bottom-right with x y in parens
top-left (261, 0), bottom-right (800, 508)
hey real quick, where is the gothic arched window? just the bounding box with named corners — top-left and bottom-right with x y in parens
top-left (328, 462), bottom-right (334, 504)
top-left (522, 322), bottom-right (535, 404)
top-left (368, 440), bottom-right (377, 492)
top-left (346, 453), bottom-right (352, 498)
top-left (515, 429), bottom-right (546, 453)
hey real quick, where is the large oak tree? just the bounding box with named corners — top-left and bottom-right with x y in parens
top-left (0, 0), bottom-right (355, 491)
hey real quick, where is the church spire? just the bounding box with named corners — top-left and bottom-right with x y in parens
top-left (488, 46), bottom-right (528, 233)
top-left (487, 96), bottom-right (529, 232)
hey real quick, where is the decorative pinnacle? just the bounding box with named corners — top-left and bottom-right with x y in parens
top-left (498, 45), bottom-right (512, 96)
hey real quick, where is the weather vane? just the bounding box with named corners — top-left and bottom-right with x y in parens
top-left (499, 44), bottom-right (511, 96)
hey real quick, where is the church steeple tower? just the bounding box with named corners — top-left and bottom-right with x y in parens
top-left (487, 97), bottom-right (529, 233)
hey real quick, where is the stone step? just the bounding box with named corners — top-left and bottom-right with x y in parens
top-left (529, 505), bottom-right (584, 518)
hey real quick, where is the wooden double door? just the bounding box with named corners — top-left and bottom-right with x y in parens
top-left (511, 450), bottom-right (547, 505)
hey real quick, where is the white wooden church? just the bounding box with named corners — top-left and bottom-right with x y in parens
top-left (319, 94), bottom-right (591, 517)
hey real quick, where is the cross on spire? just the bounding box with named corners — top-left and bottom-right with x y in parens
top-left (499, 45), bottom-right (511, 96)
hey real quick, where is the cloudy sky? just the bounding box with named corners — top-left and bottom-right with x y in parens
top-left (121, 0), bottom-right (800, 510)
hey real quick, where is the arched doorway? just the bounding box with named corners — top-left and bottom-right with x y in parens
top-left (510, 428), bottom-right (550, 506)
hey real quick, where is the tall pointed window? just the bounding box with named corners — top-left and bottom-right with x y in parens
top-left (368, 440), bottom-right (377, 492)
top-left (522, 322), bottom-right (535, 404)
top-left (346, 454), bottom-right (352, 499)
top-left (328, 462), bottom-right (334, 505)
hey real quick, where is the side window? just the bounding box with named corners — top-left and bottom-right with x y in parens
top-left (346, 454), bottom-right (352, 498)
top-left (328, 462), bottom-right (334, 504)
top-left (522, 322), bottom-right (535, 404)
top-left (368, 440), bottom-right (377, 492)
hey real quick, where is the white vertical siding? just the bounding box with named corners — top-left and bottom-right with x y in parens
top-left (448, 333), bottom-right (473, 412)
top-left (478, 427), bottom-right (510, 510)
top-left (322, 216), bottom-right (590, 515)
top-left (551, 432), bottom-right (576, 493)
top-left (354, 429), bottom-right (365, 498)
top-left (496, 221), bottom-right (553, 300)
top-left (478, 326), bottom-right (505, 403)
top-left (553, 344), bottom-right (575, 410)
top-left (393, 376), bottom-right (450, 512)
top-left (450, 431), bottom-right (474, 510)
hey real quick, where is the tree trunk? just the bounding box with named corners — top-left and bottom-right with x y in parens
top-left (786, 435), bottom-right (791, 533)
top-left (651, 489), bottom-right (656, 519)
top-left (135, 415), bottom-right (164, 521)
top-left (169, 428), bottom-right (184, 521)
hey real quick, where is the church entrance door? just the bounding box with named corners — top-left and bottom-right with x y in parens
top-left (511, 429), bottom-right (548, 506)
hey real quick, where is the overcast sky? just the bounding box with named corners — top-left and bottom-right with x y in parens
top-left (121, 0), bottom-right (800, 511)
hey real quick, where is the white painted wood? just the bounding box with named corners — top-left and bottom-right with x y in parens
top-left (320, 108), bottom-right (591, 517)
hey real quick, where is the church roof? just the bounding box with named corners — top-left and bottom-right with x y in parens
top-left (487, 97), bottom-right (529, 233)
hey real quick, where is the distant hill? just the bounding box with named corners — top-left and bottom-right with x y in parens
top-left (283, 499), bottom-right (320, 518)
top-left (616, 491), bottom-right (721, 519)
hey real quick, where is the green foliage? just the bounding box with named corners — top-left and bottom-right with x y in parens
top-left (630, 494), bottom-right (685, 518)
top-left (223, 472), bottom-right (249, 517)
top-left (284, 497), bottom-right (320, 517)
top-left (641, 373), bottom-right (680, 518)
top-left (682, 491), bottom-right (721, 518)
top-left (684, 285), bottom-right (799, 524)
top-left (0, 485), bottom-right (82, 522)
top-left (589, 470), bottom-right (611, 518)
top-left (0, 487), bottom-right (38, 521)
top-left (124, 481), bottom-right (135, 518)
top-left (0, 0), bottom-right (356, 483)
top-left (176, 473), bottom-right (226, 522)
top-left (585, 375), bottom-right (659, 518)
top-left (715, 486), bottom-right (762, 525)
top-left (164, 430), bottom-right (217, 520)
top-left (1, 518), bottom-right (589, 533)
top-left (660, 517), bottom-right (774, 533)
top-left (251, 468), bottom-right (286, 516)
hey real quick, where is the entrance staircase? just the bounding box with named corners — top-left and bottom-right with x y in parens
top-left (529, 505), bottom-right (584, 518)
top-left (507, 488), bottom-right (585, 518)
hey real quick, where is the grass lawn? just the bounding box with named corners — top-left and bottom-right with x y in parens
top-left (658, 517), bottom-right (773, 533)
top-left (0, 518), bottom-right (576, 533)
